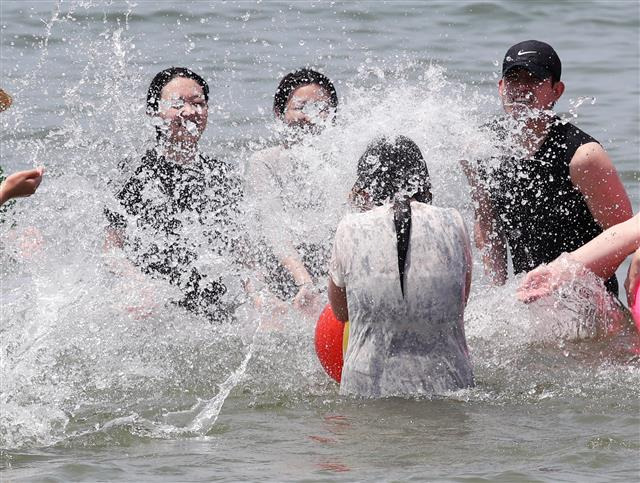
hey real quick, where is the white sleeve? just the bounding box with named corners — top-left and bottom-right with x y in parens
top-left (244, 150), bottom-right (297, 259)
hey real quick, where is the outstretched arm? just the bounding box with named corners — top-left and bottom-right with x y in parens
top-left (461, 160), bottom-right (507, 285)
top-left (0, 167), bottom-right (44, 206)
top-left (519, 214), bottom-right (640, 303)
top-left (569, 214), bottom-right (639, 279)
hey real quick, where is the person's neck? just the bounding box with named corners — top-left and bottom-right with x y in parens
top-left (159, 141), bottom-right (199, 164)
top-left (518, 112), bottom-right (555, 156)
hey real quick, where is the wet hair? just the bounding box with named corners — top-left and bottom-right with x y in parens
top-left (353, 136), bottom-right (432, 298)
top-left (273, 68), bottom-right (338, 118)
top-left (146, 67), bottom-right (209, 115)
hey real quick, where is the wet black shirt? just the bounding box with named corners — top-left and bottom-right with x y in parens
top-left (105, 148), bottom-right (242, 321)
top-left (482, 118), bottom-right (618, 295)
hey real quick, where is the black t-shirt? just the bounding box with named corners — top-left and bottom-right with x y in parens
top-left (480, 118), bottom-right (618, 295)
top-left (105, 148), bottom-right (243, 321)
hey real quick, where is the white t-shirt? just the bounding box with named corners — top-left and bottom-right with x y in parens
top-left (244, 146), bottom-right (331, 259)
top-left (329, 202), bottom-right (474, 398)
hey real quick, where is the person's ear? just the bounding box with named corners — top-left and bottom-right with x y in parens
top-left (553, 81), bottom-right (565, 101)
top-left (498, 78), bottom-right (504, 96)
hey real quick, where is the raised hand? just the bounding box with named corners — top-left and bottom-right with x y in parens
top-left (0, 167), bottom-right (44, 206)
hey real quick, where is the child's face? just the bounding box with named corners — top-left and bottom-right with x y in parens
top-left (156, 77), bottom-right (208, 144)
top-left (283, 83), bottom-right (332, 130)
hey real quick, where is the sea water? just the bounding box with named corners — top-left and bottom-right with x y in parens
top-left (1, 1), bottom-right (639, 481)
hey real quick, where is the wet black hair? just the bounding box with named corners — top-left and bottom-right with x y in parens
top-left (146, 67), bottom-right (209, 114)
top-left (353, 136), bottom-right (432, 298)
top-left (273, 68), bottom-right (338, 118)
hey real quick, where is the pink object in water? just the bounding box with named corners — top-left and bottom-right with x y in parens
top-left (632, 283), bottom-right (640, 332)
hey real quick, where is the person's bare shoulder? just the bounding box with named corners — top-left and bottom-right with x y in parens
top-left (569, 141), bottom-right (611, 172)
top-left (569, 140), bottom-right (632, 228)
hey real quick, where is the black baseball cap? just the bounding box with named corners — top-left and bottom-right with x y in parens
top-left (502, 40), bottom-right (562, 83)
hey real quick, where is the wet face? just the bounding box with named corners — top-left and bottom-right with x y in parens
top-left (498, 68), bottom-right (564, 119)
top-left (156, 77), bottom-right (208, 145)
top-left (283, 83), bottom-right (332, 131)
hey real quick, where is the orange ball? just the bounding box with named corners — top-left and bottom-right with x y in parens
top-left (315, 304), bottom-right (348, 383)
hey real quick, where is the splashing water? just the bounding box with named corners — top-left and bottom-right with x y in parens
top-left (185, 316), bottom-right (263, 434)
top-left (1, 2), bottom-right (638, 455)
top-left (567, 96), bottom-right (597, 119)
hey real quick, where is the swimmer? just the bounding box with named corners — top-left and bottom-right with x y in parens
top-left (244, 68), bottom-right (338, 317)
top-left (273, 67), bottom-right (338, 137)
top-left (519, 214), bottom-right (640, 306)
top-left (328, 136), bottom-right (474, 398)
top-left (465, 40), bottom-right (632, 294)
top-left (0, 88), bottom-right (44, 208)
top-left (105, 67), bottom-right (241, 322)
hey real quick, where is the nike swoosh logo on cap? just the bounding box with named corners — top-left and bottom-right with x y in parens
top-left (518, 50), bottom-right (537, 55)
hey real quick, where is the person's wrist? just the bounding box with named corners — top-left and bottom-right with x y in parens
top-left (294, 273), bottom-right (313, 286)
top-left (295, 281), bottom-right (318, 294)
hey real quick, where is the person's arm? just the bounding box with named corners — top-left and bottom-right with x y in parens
top-left (282, 255), bottom-right (313, 286)
top-left (569, 214), bottom-right (639, 279)
top-left (461, 160), bottom-right (507, 285)
top-left (569, 142), bottom-right (632, 229)
top-left (474, 217), bottom-right (507, 285)
top-left (452, 208), bottom-right (473, 305)
top-left (328, 277), bottom-right (348, 321)
top-left (459, 214), bottom-right (473, 306)
top-left (0, 168), bottom-right (43, 206)
top-left (102, 207), bottom-right (137, 276)
top-left (519, 214), bottom-right (640, 302)
top-left (281, 254), bottom-right (321, 314)
top-left (247, 150), bottom-right (316, 302)
top-left (625, 248), bottom-right (640, 307)
top-left (328, 219), bottom-right (349, 321)
top-left (103, 224), bottom-right (139, 277)
top-left (104, 225), bottom-right (124, 250)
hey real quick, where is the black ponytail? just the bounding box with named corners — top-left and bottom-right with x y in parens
top-left (393, 199), bottom-right (412, 297)
top-left (353, 136), bottom-right (431, 298)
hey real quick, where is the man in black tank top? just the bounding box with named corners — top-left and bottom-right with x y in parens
top-left (468, 40), bottom-right (632, 295)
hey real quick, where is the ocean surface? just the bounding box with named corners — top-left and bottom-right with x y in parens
top-left (1, 1), bottom-right (639, 481)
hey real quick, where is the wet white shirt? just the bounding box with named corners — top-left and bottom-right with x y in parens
top-left (244, 146), bottom-right (330, 260)
top-left (329, 202), bottom-right (474, 398)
